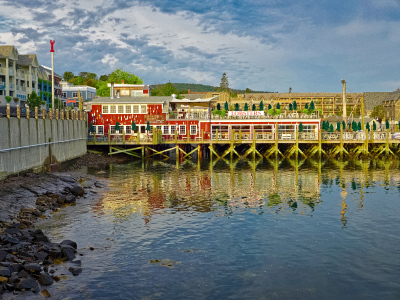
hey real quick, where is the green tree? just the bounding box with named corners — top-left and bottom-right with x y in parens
top-left (218, 73), bottom-right (230, 93)
top-left (63, 71), bottom-right (74, 82)
top-left (99, 74), bottom-right (109, 81)
top-left (115, 121), bottom-right (120, 132)
top-left (305, 103), bottom-right (309, 109)
top-left (108, 68), bottom-right (143, 84)
top-left (26, 91), bottom-right (42, 108)
top-left (95, 81), bottom-right (110, 97)
top-left (132, 121), bottom-right (137, 131)
top-left (245, 88), bottom-right (252, 93)
top-left (146, 121), bottom-right (151, 131)
top-left (370, 105), bottom-right (385, 120)
top-left (151, 82), bottom-right (179, 96)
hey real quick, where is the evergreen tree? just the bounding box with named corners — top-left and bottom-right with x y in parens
top-left (224, 101), bottom-right (229, 111)
top-left (115, 121), bottom-right (120, 132)
top-left (219, 73), bottom-right (230, 93)
top-left (132, 121), bottom-right (137, 131)
top-left (26, 91), bottom-right (42, 108)
top-left (305, 103), bottom-right (309, 109)
top-left (146, 121), bottom-right (151, 131)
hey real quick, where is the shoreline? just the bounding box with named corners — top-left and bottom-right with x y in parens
top-left (0, 153), bottom-right (114, 297)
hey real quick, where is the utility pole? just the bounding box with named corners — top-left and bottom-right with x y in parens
top-left (341, 79), bottom-right (346, 120)
top-left (50, 40), bottom-right (55, 111)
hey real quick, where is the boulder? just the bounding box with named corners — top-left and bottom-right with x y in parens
top-left (34, 251), bottom-right (48, 262)
top-left (60, 240), bottom-right (77, 250)
top-left (61, 247), bottom-right (75, 261)
top-left (65, 195), bottom-right (76, 204)
top-left (16, 278), bottom-right (39, 290)
top-left (0, 251), bottom-right (8, 262)
top-left (24, 263), bottom-right (42, 273)
top-left (69, 186), bottom-right (84, 197)
top-left (68, 267), bottom-right (82, 276)
top-left (48, 248), bottom-right (62, 260)
top-left (0, 267), bottom-right (10, 277)
top-left (38, 273), bottom-right (54, 286)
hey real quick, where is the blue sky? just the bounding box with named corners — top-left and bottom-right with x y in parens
top-left (0, 0), bottom-right (399, 92)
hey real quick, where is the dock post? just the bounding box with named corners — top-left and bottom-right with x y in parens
top-left (318, 128), bottom-right (322, 158)
top-left (253, 128), bottom-right (256, 160)
top-left (371, 125), bottom-right (374, 144)
top-left (386, 128), bottom-right (390, 156)
top-left (123, 130), bottom-right (125, 145)
top-left (340, 123), bottom-right (344, 159)
top-left (175, 129), bottom-right (178, 144)
top-left (231, 129), bottom-right (235, 160)
top-left (216, 129), bottom-right (219, 143)
top-left (239, 129), bottom-right (242, 143)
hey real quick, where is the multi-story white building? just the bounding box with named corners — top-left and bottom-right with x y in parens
top-left (0, 45), bottom-right (40, 107)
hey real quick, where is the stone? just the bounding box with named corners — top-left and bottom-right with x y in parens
top-left (38, 273), bottom-right (54, 286)
top-left (8, 274), bottom-right (19, 284)
top-left (61, 247), bottom-right (75, 261)
top-left (34, 251), bottom-right (48, 261)
top-left (69, 185), bottom-right (84, 197)
top-left (5, 236), bottom-right (20, 244)
top-left (57, 195), bottom-right (66, 204)
top-left (0, 251), bottom-right (8, 262)
top-left (5, 227), bottom-right (21, 235)
top-left (17, 270), bottom-right (29, 278)
top-left (16, 278), bottom-right (39, 290)
top-left (65, 195), bottom-right (76, 204)
top-left (60, 240), bottom-right (77, 249)
top-left (8, 263), bottom-right (23, 273)
top-left (49, 248), bottom-right (62, 260)
top-left (68, 267), bottom-right (82, 276)
top-left (0, 276), bottom-right (8, 283)
top-left (0, 267), bottom-right (10, 277)
top-left (24, 263), bottom-right (42, 273)
top-left (41, 289), bottom-right (51, 297)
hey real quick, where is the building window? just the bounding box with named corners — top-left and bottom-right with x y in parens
top-left (190, 125), bottom-right (197, 135)
top-left (97, 125), bottom-right (104, 134)
top-left (163, 126), bottom-right (169, 134)
top-left (125, 125), bottom-right (131, 134)
top-left (156, 125), bottom-right (162, 132)
top-left (170, 125), bottom-right (177, 135)
top-left (125, 105), bottom-right (131, 113)
top-left (110, 125), bottom-right (116, 134)
top-left (133, 105), bottom-right (139, 113)
top-left (302, 125), bottom-right (317, 132)
top-left (179, 125), bottom-right (186, 135)
top-left (140, 105), bottom-right (147, 114)
top-left (72, 92), bottom-right (78, 97)
top-left (110, 106), bottom-right (116, 113)
top-left (62, 92), bottom-right (67, 98)
top-left (102, 105), bottom-right (109, 114)
top-left (118, 105), bottom-right (124, 114)
top-left (131, 90), bottom-right (143, 97)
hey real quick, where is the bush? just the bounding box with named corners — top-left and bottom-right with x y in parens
top-left (13, 97), bottom-right (19, 102)
top-left (5, 96), bottom-right (12, 103)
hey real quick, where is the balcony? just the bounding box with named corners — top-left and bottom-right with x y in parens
top-left (32, 74), bottom-right (36, 81)
top-left (0, 82), bottom-right (4, 90)
top-left (9, 83), bottom-right (14, 90)
top-left (16, 70), bottom-right (25, 78)
top-left (17, 85), bottom-right (26, 92)
top-left (8, 69), bottom-right (14, 76)
top-left (0, 68), bottom-right (5, 75)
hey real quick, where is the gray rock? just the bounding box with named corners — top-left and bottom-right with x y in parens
top-left (16, 278), bottom-right (39, 290)
top-left (61, 247), bottom-right (75, 261)
top-left (0, 251), bottom-right (8, 262)
top-left (5, 236), bottom-right (20, 244)
top-left (68, 267), bottom-right (82, 276)
top-left (69, 185), bottom-right (84, 197)
top-left (57, 194), bottom-right (66, 204)
top-left (8, 274), bottom-right (19, 284)
top-left (34, 251), bottom-right (48, 261)
top-left (48, 248), bottom-right (62, 260)
top-left (65, 195), bottom-right (76, 204)
top-left (5, 228), bottom-right (21, 235)
top-left (0, 267), bottom-right (10, 277)
top-left (24, 263), bottom-right (42, 273)
top-left (17, 270), bottom-right (29, 278)
top-left (8, 263), bottom-right (23, 273)
top-left (38, 273), bottom-right (54, 286)
top-left (60, 240), bottom-right (77, 249)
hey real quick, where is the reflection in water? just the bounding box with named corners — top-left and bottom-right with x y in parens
top-left (32, 158), bottom-right (400, 300)
top-left (97, 158), bottom-right (400, 228)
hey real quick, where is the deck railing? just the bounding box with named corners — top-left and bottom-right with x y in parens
top-left (167, 111), bottom-right (319, 120)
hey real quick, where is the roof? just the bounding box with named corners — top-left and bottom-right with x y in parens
top-left (383, 90), bottom-right (400, 103)
top-left (0, 45), bottom-right (15, 58)
top-left (180, 93), bottom-right (207, 100)
top-left (17, 55), bottom-right (34, 66)
top-left (90, 96), bottom-right (172, 104)
top-left (39, 65), bottom-right (62, 79)
top-left (170, 97), bottom-right (216, 103)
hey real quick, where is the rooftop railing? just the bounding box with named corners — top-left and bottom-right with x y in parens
top-left (166, 111), bottom-right (320, 120)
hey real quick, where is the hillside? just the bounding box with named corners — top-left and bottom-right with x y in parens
top-left (150, 83), bottom-right (273, 94)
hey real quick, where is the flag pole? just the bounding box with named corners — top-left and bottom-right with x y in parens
top-left (50, 40), bottom-right (55, 111)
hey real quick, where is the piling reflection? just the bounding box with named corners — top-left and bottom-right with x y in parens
top-left (95, 158), bottom-right (400, 227)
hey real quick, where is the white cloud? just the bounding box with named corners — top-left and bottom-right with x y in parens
top-left (101, 54), bottom-right (118, 67)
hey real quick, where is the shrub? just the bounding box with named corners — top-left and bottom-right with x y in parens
top-left (13, 97), bottom-right (19, 102)
top-left (5, 96), bottom-right (12, 103)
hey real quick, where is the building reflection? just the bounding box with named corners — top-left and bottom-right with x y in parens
top-left (95, 159), bottom-right (400, 226)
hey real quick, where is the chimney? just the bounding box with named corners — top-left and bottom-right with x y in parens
top-left (110, 82), bottom-right (114, 99)
top-left (121, 79), bottom-right (124, 84)
top-left (188, 89), bottom-right (190, 94)
top-left (341, 79), bottom-right (346, 119)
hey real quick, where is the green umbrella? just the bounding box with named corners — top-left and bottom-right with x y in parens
top-left (366, 122), bottom-right (370, 131)
top-left (217, 103), bottom-right (221, 110)
top-left (289, 103), bottom-right (293, 111)
top-left (373, 122), bottom-right (376, 131)
top-left (235, 103), bottom-right (239, 111)
top-left (293, 101), bottom-right (297, 110)
top-left (268, 104), bottom-right (272, 110)
top-left (132, 121), bottom-right (136, 131)
top-left (386, 120), bottom-right (390, 129)
top-left (342, 121), bottom-right (346, 131)
top-left (244, 103), bottom-right (248, 111)
top-left (310, 101), bottom-right (315, 110)
top-left (357, 122), bottom-right (361, 131)
top-left (146, 121), bottom-right (150, 131)
top-left (224, 101), bottom-right (229, 111)
top-left (276, 103), bottom-right (280, 109)
top-left (336, 121), bottom-right (341, 131)
top-left (115, 121), bottom-right (120, 132)
top-left (305, 103), bottom-right (309, 109)
top-left (298, 122), bottom-right (303, 132)
top-left (329, 124), bottom-right (334, 132)
top-left (252, 104), bottom-right (256, 111)
top-left (259, 101), bottom-right (264, 111)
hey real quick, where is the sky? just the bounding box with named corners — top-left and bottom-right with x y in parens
top-left (0, 0), bottom-right (400, 93)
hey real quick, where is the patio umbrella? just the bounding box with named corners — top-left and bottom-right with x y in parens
top-left (259, 101), bottom-right (264, 111)
top-left (224, 101), bottom-right (229, 111)
top-left (132, 121), bottom-right (136, 131)
top-left (252, 104), bottom-right (256, 111)
top-left (366, 123), bottom-right (370, 131)
top-left (146, 121), bottom-right (151, 132)
top-left (115, 121), bottom-right (120, 132)
top-left (298, 122), bottom-right (303, 132)
top-left (89, 122), bottom-right (95, 133)
top-left (336, 121), bottom-right (341, 131)
top-left (244, 103), bottom-right (248, 111)
top-left (235, 103), bottom-right (239, 111)
top-left (293, 101), bottom-right (297, 110)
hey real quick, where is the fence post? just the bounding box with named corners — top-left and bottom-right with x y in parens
top-left (35, 107), bottom-right (38, 119)
top-left (17, 105), bottom-right (20, 119)
top-left (26, 106), bottom-right (29, 119)
top-left (6, 104), bottom-right (10, 118)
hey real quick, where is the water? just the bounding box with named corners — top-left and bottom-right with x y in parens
top-left (30, 159), bottom-right (400, 299)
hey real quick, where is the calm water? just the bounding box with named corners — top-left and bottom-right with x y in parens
top-left (30, 159), bottom-right (400, 299)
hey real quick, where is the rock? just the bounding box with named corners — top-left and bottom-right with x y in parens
top-left (34, 251), bottom-right (48, 261)
top-left (57, 195), bottom-right (66, 204)
top-left (5, 227), bottom-right (21, 235)
top-left (0, 276), bottom-right (8, 283)
top-left (24, 263), bottom-right (42, 273)
top-left (69, 185), bottom-right (84, 197)
top-left (38, 273), bottom-right (54, 286)
top-left (17, 270), bottom-right (29, 278)
top-left (8, 263), bottom-right (23, 273)
top-left (0, 267), bottom-right (10, 277)
top-left (68, 267), bottom-right (82, 276)
top-left (41, 289), bottom-right (51, 297)
top-left (31, 229), bottom-right (50, 243)
top-left (65, 195), bottom-right (76, 204)
top-left (5, 236), bottom-right (20, 244)
top-left (48, 248), bottom-right (62, 260)
top-left (16, 278), bottom-right (39, 290)
top-left (61, 247), bottom-right (75, 261)
top-left (0, 251), bottom-right (8, 262)
top-left (8, 274), bottom-right (19, 284)
top-left (60, 240), bottom-right (77, 249)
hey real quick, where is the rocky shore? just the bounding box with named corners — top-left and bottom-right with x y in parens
top-left (0, 172), bottom-right (100, 297)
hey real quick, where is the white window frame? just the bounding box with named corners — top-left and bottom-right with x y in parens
top-left (140, 105), bottom-right (147, 114)
top-left (170, 125), bottom-right (177, 135)
top-left (133, 105), bottom-right (139, 114)
top-left (179, 125), bottom-right (186, 135)
top-left (110, 125), bottom-right (116, 134)
top-left (163, 126), bottom-right (169, 134)
top-left (125, 125), bottom-right (132, 134)
top-left (190, 125), bottom-right (197, 135)
top-left (110, 105), bottom-right (116, 114)
top-left (102, 105), bottom-right (109, 114)
top-left (117, 105), bottom-right (124, 114)
top-left (96, 125), bottom-right (104, 134)
top-left (72, 92), bottom-right (78, 97)
top-left (156, 125), bottom-right (162, 132)
top-left (125, 105), bottom-right (132, 114)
